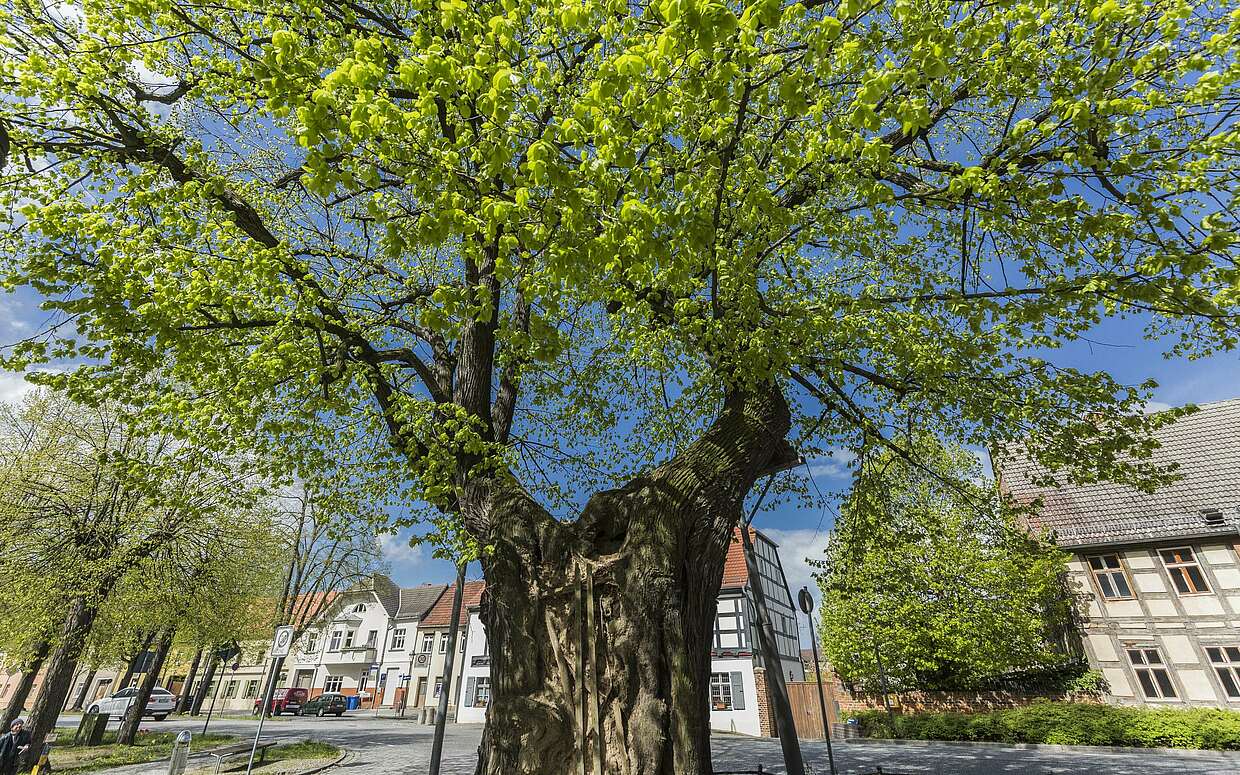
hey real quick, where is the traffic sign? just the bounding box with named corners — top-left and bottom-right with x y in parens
top-left (270, 625), bottom-right (295, 657)
top-left (797, 586), bottom-right (815, 615)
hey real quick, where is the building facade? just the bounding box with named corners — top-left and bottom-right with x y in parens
top-left (1000, 398), bottom-right (1240, 707)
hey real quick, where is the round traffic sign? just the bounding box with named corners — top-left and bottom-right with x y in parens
top-left (797, 586), bottom-right (815, 614)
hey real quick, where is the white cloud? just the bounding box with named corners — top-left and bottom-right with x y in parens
top-left (1142, 400), bottom-right (1174, 414)
top-left (804, 449), bottom-right (857, 480)
top-left (0, 372), bottom-right (39, 404)
top-left (379, 530), bottom-right (430, 584)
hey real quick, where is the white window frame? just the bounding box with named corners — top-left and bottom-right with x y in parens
top-left (709, 672), bottom-right (733, 711)
top-left (438, 633), bottom-right (448, 654)
top-left (344, 630), bottom-right (357, 648)
top-left (391, 628), bottom-right (406, 650)
top-left (323, 675), bottom-right (344, 693)
top-left (422, 633), bottom-right (434, 653)
top-left (328, 630), bottom-right (342, 652)
top-left (1206, 646), bottom-right (1240, 699)
top-left (474, 677), bottom-right (491, 708)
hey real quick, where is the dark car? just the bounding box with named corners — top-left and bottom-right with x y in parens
top-left (253, 687), bottom-right (309, 716)
top-left (297, 692), bottom-right (347, 717)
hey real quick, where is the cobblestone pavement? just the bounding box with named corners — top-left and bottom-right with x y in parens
top-left (58, 714), bottom-right (1240, 775)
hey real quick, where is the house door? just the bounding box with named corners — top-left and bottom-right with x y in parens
top-left (294, 670), bottom-right (314, 689)
top-left (413, 677), bottom-right (427, 707)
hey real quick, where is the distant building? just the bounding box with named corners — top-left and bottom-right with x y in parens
top-left (1000, 398), bottom-right (1240, 707)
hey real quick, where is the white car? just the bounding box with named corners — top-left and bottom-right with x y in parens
top-left (88, 686), bottom-right (176, 721)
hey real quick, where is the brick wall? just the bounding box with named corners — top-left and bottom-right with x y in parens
top-left (836, 689), bottom-right (1100, 716)
top-left (754, 668), bottom-right (776, 737)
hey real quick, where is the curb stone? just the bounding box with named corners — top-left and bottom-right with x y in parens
top-left (844, 737), bottom-right (1240, 759)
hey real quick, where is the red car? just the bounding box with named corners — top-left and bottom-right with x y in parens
top-left (253, 687), bottom-right (308, 715)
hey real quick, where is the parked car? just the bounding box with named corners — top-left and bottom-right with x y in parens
top-left (297, 692), bottom-right (347, 717)
top-left (87, 686), bottom-right (176, 720)
top-left (253, 687), bottom-right (308, 716)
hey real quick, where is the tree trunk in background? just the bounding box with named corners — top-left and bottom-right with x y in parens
top-left (191, 655), bottom-right (219, 715)
top-left (116, 628), bottom-right (174, 745)
top-left (0, 640), bottom-right (50, 728)
top-left (25, 598), bottom-right (99, 759)
top-left (176, 649), bottom-right (202, 714)
top-left (71, 667), bottom-right (97, 711)
top-left (472, 386), bottom-right (796, 775)
top-left (117, 632), bottom-right (155, 691)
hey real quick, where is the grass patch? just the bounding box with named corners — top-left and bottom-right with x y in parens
top-left (265, 740), bottom-right (340, 763)
top-left (853, 701), bottom-right (1240, 750)
top-left (51, 731), bottom-right (239, 773)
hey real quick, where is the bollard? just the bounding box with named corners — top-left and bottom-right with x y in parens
top-left (168, 730), bottom-right (192, 775)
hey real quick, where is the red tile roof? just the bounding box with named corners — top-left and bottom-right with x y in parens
top-left (721, 527), bottom-right (752, 588)
top-left (419, 580), bottom-right (485, 627)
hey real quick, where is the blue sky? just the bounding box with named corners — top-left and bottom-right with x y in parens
top-left (3, 285), bottom-right (1238, 643)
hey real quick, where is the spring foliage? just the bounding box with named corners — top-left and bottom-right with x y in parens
top-left (0, 0), bottom-right (1236, 545)
top-left (816, 441), bottom-right (1076, 690)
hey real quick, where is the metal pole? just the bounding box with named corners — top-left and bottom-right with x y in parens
top-left (168, 729), bottom-right (192, 775)
top-left (873, 645), bottom-right (897, 737)
top-left (201, 658), bottom-right (227, 736)
top-left (799, 588), bottom-right (837, 775)
top-left (428, 563), bottom-right (467, 775)
top-left (244, 657), bottom-right (280, 775)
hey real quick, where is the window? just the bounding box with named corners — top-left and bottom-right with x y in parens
top-left (359, 674), bottom-right (369, 693)
top-left (715, 598), bottom-right (746, 649)
top-left (352, 603), bottom-right (367, 614)
top-left (1207, 646), bottom-right (1240, 699)
top-left (710, 673), bottom-right (733, 711)
top-left (1088, 554), bottom-right (1133, 599)
top-left (304, 633), bottom-right (319, 653)
top-left (1127, 647), bottom-right (1176, 699)
top-left (460, 632), bottom-right (466, 652)
top-left (243, 680), bottom-right (260, 699)
top-left (324, 675), bottom-right (343, 693)
top-left (1160, 548), bottom-right (1210, 594)
top-left (392, 628), bottom-right (406, 650)
top-left (367, 630), bottom-right (378, 647)
top-left (433, 677), bottom-right (443, 698)
top-left (422, 633), bottom-right (434, 653)
top-left (438, 634), bottom-right (448, 654)
top-left (328, 631), bottom-right (342, 652)
top-left (344, 630), bottom-right (357, 648)
top-left (224, 680), bottom-right (239, 699)
top-left (474, 677), bottom-right (491, 707)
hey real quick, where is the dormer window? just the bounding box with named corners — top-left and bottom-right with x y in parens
top-left (352, 603), bottom-right (367, 614)
top-left (1202, 509), bottom-right (1226, 527)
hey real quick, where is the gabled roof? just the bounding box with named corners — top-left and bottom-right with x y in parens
top-left (396, 584), bottom-right (447, 620)
top-left (721, 527), bottom-right (752, 589)
top-left (998, 398), bottom-right (1240, 549)
top-left (419, 580), bottom-right (485, 628)
top-left (372, 574), bottom-right (401, 617)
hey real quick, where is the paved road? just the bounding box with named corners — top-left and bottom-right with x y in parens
top-left (57, 714), bottom-right (1240, 774)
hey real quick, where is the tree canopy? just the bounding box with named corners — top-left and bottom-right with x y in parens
top-left (2, 0), bottom-right (1235, 528)
top-left (815, 439), bottom-right (1077, 691)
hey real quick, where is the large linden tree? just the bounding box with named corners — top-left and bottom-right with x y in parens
top-left (1, 0), bottom-right (1237, 770)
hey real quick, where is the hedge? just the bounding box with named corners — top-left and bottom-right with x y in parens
top-left (852, 702), bottom-right (1240, 750)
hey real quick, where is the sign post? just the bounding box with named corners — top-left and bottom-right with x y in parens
top-left (246, 626), bottom-right (293, 775)
top-left (798, 586), bottom-right (838, 775)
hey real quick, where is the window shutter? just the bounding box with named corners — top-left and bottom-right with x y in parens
top-left (464, 677), bottom-right (476, 708)
top-left (730, 672), bottom-right (745, 711)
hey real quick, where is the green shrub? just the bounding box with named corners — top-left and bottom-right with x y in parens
top-left (854, 702), bottom-right (1240, 750)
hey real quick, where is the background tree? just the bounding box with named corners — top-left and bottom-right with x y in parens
top-left (1, 0), bottom-right (1237, 771)
top-left (0, 392), bottom-right (263, 754)
top-left (816, 439), bottom-right (1076, 691)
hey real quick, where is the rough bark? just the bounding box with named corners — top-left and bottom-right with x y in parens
top-left (0, 640), bottom-right (49, 728)
top-left (190, 654), bottom-right (219, 715)
top-left (176, 649), bottom-right (202, 714)
top-left (116, 632), bottom-right (155, 692)
top-left (71, 666), bottom-right (98, 711)
top-left (25, 598), bottom-right (98, 758)
top-left (472, 385), bottom-right (796, 775)
top-left (116, 628), bottom-right (174, 745)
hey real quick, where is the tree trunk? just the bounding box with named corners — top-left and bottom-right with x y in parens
top-left (25, 598), bottom-right (99, 759)
top-left (191, 655), bottom-right (220, 715)
top-left (71, 667), bottom-right (97, 711)
top-left (471, 385), bottom-right (796, 775)
top-left (116, 628), bottom-right (174, 745)
top-left (0, 640), bottom-right (50, 729)
top-left (176, 649), bottom-right (203, 714)
top-left (117, 631), bottom-right (155, 691)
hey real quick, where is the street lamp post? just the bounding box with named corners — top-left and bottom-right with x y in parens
top-left (797, 587), bottom-right (838, 775)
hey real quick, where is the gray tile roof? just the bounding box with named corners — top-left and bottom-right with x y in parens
top-left (998, 398), bottom-right (1240, 549)
top-left (395, 584), bottom-right (446, 620)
